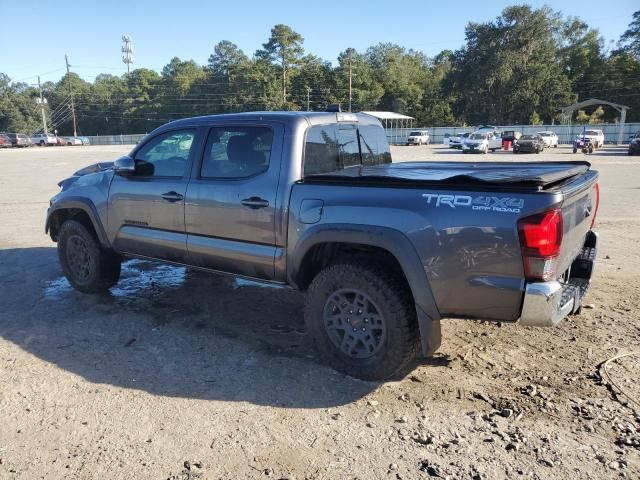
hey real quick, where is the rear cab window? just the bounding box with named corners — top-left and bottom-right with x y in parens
top-left (303, 123), bottom-right (391, 176)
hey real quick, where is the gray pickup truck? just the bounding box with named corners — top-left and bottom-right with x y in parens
top-left (46, 112), bottom-right (599, 380)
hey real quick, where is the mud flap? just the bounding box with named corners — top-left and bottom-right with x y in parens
top-left (416, 306), bottom-right (442, 356)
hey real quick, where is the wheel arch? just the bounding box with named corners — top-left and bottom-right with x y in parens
top-left (289, 224), bottom-right (441, 355)
top-left (46, 197), bottom-right (109, 248)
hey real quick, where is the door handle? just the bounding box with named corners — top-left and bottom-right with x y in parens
top-left (241, 196), bottom-right (269, 209)
top-left (161, 191), bottom-right (184, 202)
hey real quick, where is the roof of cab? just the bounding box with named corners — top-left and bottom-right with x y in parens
top-left (151, 111), bottom-right (383, 135)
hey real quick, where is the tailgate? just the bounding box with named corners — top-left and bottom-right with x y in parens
top-left (556, 170), bottom-right (599, 277)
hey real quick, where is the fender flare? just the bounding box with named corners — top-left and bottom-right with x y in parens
top-left (289, 224), bottom-right (441, 355)
top-left (46, 197), bottom-right (110, 248)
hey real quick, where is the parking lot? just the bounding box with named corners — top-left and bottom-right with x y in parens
top-left (1, 144), bottom-right (639, 479)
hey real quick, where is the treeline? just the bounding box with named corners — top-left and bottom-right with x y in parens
top-left (1, 5), bottom-right (639, 136)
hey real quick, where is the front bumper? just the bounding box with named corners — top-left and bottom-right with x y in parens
top-left (462, 144), bottom-right (485, 152)
top-left (519, 230), bottom-right (598, 327)
top-left (514, 145), bottom-right (537, 152)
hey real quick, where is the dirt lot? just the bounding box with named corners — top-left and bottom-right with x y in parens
top-left (1, 144), bottom-right (639, 480)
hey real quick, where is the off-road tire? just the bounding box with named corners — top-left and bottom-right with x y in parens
top-left (58, 219), bottom-right (121, 293)
top-left (305, 263), bottom-right (420, 381)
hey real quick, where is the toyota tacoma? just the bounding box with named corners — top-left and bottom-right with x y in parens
top-left (46, 112), bottom-right (600, 380)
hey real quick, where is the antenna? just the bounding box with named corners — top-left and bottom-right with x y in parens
top-left (121, 34), bottom-right (134, 73)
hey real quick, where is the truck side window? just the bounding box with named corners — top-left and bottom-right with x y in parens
top-left (201, 126), bottom-right (273, 179)
top-left (134, 129), bottom-right (195, 177)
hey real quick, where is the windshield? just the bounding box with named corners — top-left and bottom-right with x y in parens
top-left (585, 130), bottom-right (600, 135)
top-left (521, 135), bottom-right (537, 140)
top-left (469, 133), bottom-right (486, 140)
top-left (409, 131), bottom-right (422, 136)
top-left (537, 132), bottom-right (551, 137)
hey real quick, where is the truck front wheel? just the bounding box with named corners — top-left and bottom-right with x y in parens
top-left (305, 263), bottom-right (419, 381)
top-left (58, 219), bottom-right (121, 293)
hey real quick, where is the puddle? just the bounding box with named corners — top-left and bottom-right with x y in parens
top-left (44, 276), bottom-right (74, 299)
top-left (111, 260), bottom-right (186, 298)
top-left (43, 259), bottom-right (187, 300)
top-left (233, 278), bottom-right (282, 290)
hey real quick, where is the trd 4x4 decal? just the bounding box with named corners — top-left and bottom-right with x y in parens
top-left (421, 193), bottom-right (524, 213)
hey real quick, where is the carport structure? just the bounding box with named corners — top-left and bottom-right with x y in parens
top-left (560, 98), bottom-right (630, 145)
top-left (361, 111), bottom-right (414, 145)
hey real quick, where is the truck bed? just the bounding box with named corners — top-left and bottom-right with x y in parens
top-left (305, 161), bottom-right (591, 191)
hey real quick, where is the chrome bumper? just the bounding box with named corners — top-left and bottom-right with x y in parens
top-left (519, 231), bottom-right (598, 327)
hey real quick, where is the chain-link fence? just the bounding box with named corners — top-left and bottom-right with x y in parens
top-left (385, 123), bottom-right (640, 146)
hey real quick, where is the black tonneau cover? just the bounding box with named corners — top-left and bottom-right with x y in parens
top-left (307, 161), bottom-right (590, 189)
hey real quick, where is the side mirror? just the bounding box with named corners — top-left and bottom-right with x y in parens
top-left (113, 156), bottom-right (136, 176)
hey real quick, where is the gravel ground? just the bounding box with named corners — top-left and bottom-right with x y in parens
top-left (0, 144), bottom-right (639, 479)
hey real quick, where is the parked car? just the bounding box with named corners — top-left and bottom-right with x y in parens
top-left (449, 132), bottom-right (471, 149)
top-left (537, 131), bottom-right (559, 148)
top-left (582, 129), bottom-right (605, 149)
top-left (514, 134), bottom-right (545, 154)
top-left (406, 130), bottom-right (430, 146)
top-left (31, 133), bottom-right (57, 146)
top-left (78, 136), bottom-right (90, 145)
top-left (573, 135), bottom-right (594, 154)
top-left (462, 131), bottom-right (502, 153)
top-left (5, 133), bottom-right (31, 147)
top-left (65, 136), bottom-right (83, 146)
top-left (45, 111), bottom-right (600, 381)
top-left (0, 134), bottom-right (11, 148)
top-left (628, 132), bottom-right (640, 156)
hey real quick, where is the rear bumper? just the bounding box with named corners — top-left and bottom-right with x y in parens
top-left (519, 230), bottom-right (598, 327)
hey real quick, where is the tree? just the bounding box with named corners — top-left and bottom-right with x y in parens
top-left (256, 24), bottom-right (304, 105)
top-left (0, 74), bottom-right (41, 133)
top-left (529, 111), bottom-right (543, 125)
top-left (448, 5), bottom-right (574, 125)
top-left (291, 55), bottom-right (337, 111)
top-left (334, 48), bottom-right (383, 112)
top-left (619, 10), bottom-right (640, 57)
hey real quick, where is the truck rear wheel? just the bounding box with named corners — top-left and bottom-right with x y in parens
top-left (305, 263), bottom-right (419, 381)
top-left (57, 219), bottom-right (121, 293)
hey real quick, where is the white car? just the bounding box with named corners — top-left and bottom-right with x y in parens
top-left (582, 129), bottom-right (605, 148)
top-left (406, 130), bottom-right (430, 145)
top-left (536, 131), bottom-right (559, 148)
top-left (449, 132), bottom-right (471, 149)
top-left (31, 133), bottom-right (57, 146)
top-left (64, 136), bottom-right (83, 146)
top-left (462, 131), bottom-right (502, 153)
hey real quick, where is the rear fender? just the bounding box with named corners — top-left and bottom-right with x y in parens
top-left (289, 224), bottom-right (441, 355)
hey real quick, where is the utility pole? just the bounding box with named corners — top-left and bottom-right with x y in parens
top-left (348, 51), bottom-right (353, 112)
top-left (121, 35), bottom-right (134, 73)
top-left (307, 87), bottom-right (311, 111)
top-left (37, 76), bottom-right (48, 134)
top-left (65, 54), bottom-right (77, 136)
top-left (282, 53), bottom-right (287, 105)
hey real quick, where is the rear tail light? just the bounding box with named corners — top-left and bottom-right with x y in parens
top-left (590, 182), bottom-right (599, 229)
top-left (518, 209), bottom-right (563, 281)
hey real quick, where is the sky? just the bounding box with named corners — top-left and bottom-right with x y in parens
top-left (1, 0), bottom-right (637, 85)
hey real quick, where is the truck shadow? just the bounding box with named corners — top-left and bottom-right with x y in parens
top-left (0, 247), bottom-right (446, 408)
